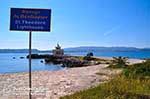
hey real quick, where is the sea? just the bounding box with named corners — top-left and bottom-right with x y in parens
top-left (0, 51), bottom-right (150, 74)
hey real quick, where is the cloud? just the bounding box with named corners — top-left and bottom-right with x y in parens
top-left (103, 25), bottom-right (121, 36)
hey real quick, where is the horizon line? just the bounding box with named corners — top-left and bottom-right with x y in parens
top-left (0, 46), bottom-right (150, 51)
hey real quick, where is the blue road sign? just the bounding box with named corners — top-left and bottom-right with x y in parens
top-left (10, 8), bottom-right (51, 32)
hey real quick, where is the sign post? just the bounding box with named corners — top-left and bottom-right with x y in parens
top-left (10, 8), bottom-right (51, 99)
top-left (29, 31), bottom-right (32, 99)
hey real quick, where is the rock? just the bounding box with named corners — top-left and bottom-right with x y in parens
top-left (40, 60), bottom-right (44, 63)
top-left (20, 57), bottom-right (24, 59)
top-left (26, 54), bottom-right (52, 59)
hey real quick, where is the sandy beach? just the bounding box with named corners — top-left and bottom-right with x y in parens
top-left (0, 58), bottom-right (144, 99)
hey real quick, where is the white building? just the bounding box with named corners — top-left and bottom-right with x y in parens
top-left (52, 44), bottom-right (64, 56)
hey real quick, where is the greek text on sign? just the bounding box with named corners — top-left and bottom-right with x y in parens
top-left (10, 8), bottom-right (51, 32)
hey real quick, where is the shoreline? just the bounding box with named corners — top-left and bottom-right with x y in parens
top-left (0, 56), bottom-right (145, 75)
top-left (0, 64), bottom-right (121, 99)
top-left (0, 57), bottom-right (144, 99)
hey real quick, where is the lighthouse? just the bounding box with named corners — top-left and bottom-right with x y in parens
top-left (52, 43), bottom-right (64, 56)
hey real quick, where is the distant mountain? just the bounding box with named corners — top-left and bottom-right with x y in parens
top-left (0, 47), bottom-right (150, 53)
top-left (0, 49), bottom-right (39, 53)
top-left (64, 46), bottom-right (150, 52)
top-left (141, 48), bottom-right (150, 51)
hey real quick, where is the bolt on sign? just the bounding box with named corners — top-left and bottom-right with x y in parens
top-left (10, 8), bottom-right (51, 32)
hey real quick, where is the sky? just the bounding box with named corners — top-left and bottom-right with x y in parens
top-left (0, 0), bottom-right (150, 50)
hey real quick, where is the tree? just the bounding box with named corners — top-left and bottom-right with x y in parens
top-left (83, 52), bottom-right (94, 60)
top-left (87, 52), bottom-right (93, 57)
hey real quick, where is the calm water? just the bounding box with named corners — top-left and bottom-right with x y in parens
top-left (66, 51), bottom-right (150, 59)
top-left (0, 51), bottom-right (150, 73)
top-left (0, 53), bottom-right (63, 74)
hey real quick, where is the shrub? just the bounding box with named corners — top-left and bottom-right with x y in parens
top-left (123, 60), bottom-right (150, 79)
top-left (109, 56), bottom-right (129, 68)
top-left (83, 52), bottom-right (94, 61)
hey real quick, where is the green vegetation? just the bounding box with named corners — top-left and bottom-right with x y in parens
top-left (83, 52), bottom-right (94, 60)
top-left (109, 56), bottom-right (129, 68)
top-left (124, 59), bottom-right (150, 79)
top-left (61, 59), bottom-right (150, 99)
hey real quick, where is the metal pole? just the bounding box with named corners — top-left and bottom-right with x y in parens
top-left (29, 31), bottom-right (32, 99)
